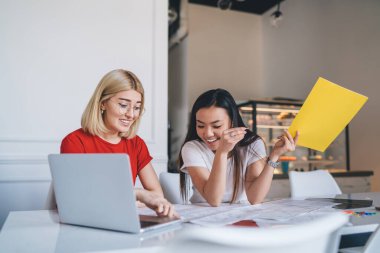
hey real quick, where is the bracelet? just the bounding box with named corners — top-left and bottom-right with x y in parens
top-left (267, 158), bottom-right (280, 168)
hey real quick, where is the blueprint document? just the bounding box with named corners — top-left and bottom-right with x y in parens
top-left (251, 199), bottom-right (337, 221)
top-left (139, 199), bottom-right (337, 227)
top-left (138, 202), bottom-right (249, 223)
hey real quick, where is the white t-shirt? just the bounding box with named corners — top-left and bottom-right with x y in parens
top-left (180, 139), bottom-right (267, 204)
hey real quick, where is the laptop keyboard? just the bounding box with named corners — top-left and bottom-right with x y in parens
top-left (140, 220), bottom-right (159, 228)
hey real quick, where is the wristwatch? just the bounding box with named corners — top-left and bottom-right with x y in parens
top-left (267, 158), bottom-right (280, 168)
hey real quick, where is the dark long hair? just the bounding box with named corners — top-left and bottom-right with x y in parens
top-left (178, 89), bottom-right (260, 203)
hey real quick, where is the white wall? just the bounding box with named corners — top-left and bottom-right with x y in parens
top-left (0, 0), bottom-right (168, 227)
top-left (186, 1), bottom-right (380, 191)
top-left (187, 4), bottom-right (263, 107)
top-left (262, 0), bottom-right (380, 191)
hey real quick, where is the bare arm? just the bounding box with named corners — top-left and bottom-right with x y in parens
top-left (245, 130), bottom-right (299, 204)
top-left (138, 162), bottom-right (164, 197)
top-left (244, 157), bottom-right (278, 204)
top-left (188, 149), bottom-right (228, 207)
top-left (136, 163), bottom-right (177, 217)
top-left (134, 189), bottom-right (177, 218)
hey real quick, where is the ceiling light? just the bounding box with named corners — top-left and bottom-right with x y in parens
top-left (217, 0), bottom-right (232, 10)
top-left (270, 1), bottom-right (283, 28)
top-left (168, 7), bottom-right (178, 25)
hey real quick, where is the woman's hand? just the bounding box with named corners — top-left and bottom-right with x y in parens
top-left (135, 189), bottom-right (178, 218)
top-left (136, 200), bottom-right (146, 208)
top-left (271, 130), bottom-right (299, 160)
top-left (218, 127), bottom-right (247, 154)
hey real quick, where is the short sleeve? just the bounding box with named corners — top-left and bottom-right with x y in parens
top-left (180, 141), bottom-right (208, 173)
top-left (135, 136), bottom-right (153, 172)
top-left (246, 138), bottom-right (267, 166)
top-left (60, 134), bottom-right (85, 153)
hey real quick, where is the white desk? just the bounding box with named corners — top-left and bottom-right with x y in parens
top-left (0, 192), bottom-right (379, 253)
top-left (0, 210), bottom-right (182, 253)
top-left (333, 192), bottom-right (380, 248)
top-left (336, 192), bottom-right (380, 234)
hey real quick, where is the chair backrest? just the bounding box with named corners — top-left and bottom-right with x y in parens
top-left (159, 172), bottom-right (183, 204)
top-left (0, 180), bottom-right (53, 230)
top-left (289, 170), bottom-right (342, 199)
top-left (164, 212), bottom-right (348, 253)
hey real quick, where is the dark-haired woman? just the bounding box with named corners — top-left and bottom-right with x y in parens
top-left (179, 89), bottom-right (298, 206)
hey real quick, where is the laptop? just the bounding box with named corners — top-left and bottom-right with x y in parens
top-left (307, 197), bottom-right (373, 209)
top-left (48, 154), bottom-right (181, 233)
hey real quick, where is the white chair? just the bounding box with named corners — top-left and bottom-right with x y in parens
top-left (159, 172), bottom-right (194, 204)
top-left (0, 180), bottom-right (54, 230)
top-left (289, 170), bottom-right (342, 199)
top-left (163, 212), bottom-right (348, 253)
top-left (159, 172), bottom-right (183, 204)
top-left (339, 225), bottom-right (380, 253)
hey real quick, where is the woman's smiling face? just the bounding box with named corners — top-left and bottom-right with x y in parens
top-left (102, 89), bottom-right (142, 136)
top-left (195, 106), bottom-right (231, 151)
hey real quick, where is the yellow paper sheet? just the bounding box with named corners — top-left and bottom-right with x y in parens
top-left (288, 77), bottom-right (368, 152)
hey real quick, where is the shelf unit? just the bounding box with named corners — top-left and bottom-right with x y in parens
top-left (238, 99), bottom-right (350, 172)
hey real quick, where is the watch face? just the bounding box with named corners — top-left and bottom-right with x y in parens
top-left (268, 160), bottom-right (279, 168)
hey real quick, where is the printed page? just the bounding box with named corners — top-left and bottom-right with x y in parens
top-left (138, 199), bottom-right (337, 226)
top-left (137, 203), bottom-right (248, 222)
top-left (252, 199), bottom-right (337, 221)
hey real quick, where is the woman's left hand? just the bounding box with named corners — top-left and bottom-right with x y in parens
top-left (272, 130), bottom-right (299, 158)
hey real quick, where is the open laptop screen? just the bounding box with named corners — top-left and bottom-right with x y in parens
top-left (48, 154), bottom-right (180, 233)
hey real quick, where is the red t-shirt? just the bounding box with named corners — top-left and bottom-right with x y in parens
top-left (60, 128), bottom-right (153, 184)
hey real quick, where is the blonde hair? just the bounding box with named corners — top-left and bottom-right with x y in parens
top-left (81, 69), bottom-right (145, 138)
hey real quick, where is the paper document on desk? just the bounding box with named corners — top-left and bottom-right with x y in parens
top-left (252, 199), bottom-right (337, 221)
top-left (172, 203), bottom-right (248, 222)
top-left (189, 205), bottom-right (258, 226)
top-left (288, 77), bottom-right (368, 152)
top-left (177, 200), bottom-right (336, 226)
top-left (138, 203), bottom-right (249, 223)
top-left (139, 200), bottom-right (337, 227)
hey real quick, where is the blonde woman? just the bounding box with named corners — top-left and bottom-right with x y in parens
top-left (61, 69), bottom-right (175, 217)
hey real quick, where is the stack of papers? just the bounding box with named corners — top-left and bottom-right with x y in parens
top-left (138, 199), bottom-right (338, 227)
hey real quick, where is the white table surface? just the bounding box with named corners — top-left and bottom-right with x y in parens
top-left (0, 210), bottom-right (183, 253)
top-left (0, 192), bottom-right (379, 253)
top-left (335, 192), bottom-right (380, 235)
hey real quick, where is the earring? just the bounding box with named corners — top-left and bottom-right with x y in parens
top-left (101, 109), bottom-right (104, 115)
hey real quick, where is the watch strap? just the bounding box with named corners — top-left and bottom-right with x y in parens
top-left (267, 158), bottom-right (280, 168)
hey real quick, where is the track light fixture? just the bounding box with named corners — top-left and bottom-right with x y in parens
top-left (217, 0), bottom-right (247, 11)
top-left (217, 0), bottom-right (232, 10)
top-left (168, 7), bottom-right (178, 25)
top-left (270, 1), bottom-right (283, 28)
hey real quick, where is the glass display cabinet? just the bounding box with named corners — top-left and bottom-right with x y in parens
top-left (237, 99), bottom-right (350, 174)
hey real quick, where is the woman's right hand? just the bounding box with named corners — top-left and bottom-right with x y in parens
top-left (271, 130), bottom-right (299, 160)
top-left (218, 127), bottom-right (247, 154)
top-left (135, 189), bottom-right (178, 218)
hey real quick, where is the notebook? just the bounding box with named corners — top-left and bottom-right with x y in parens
top-left (48, 154), bottom-right (181, 233)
